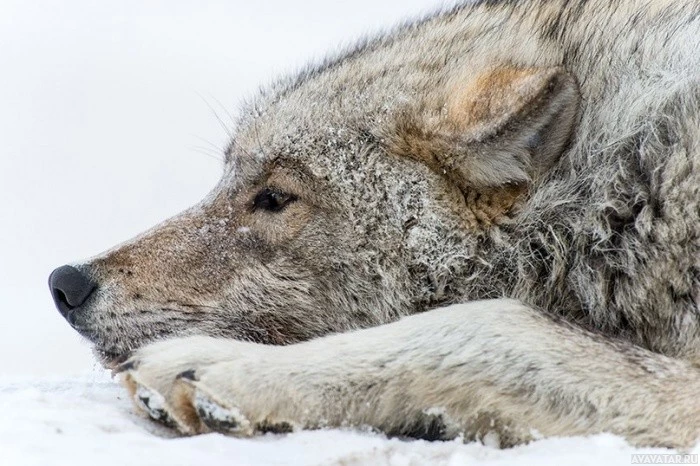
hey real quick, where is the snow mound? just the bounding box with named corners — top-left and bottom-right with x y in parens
top-left (0, 372), bottom-right (690, 466)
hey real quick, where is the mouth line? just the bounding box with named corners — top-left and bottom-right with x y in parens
top-left (81, 306), bottom-right (236, 369)
top-left (90, 326), bottom-right (180, 369)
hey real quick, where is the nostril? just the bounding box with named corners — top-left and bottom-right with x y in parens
top-left (53, 288), bottom-right (70, 308)
top-left (48, 265), bottom-right (97, 318)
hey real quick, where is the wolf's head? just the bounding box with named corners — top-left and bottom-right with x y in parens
top-left (49, 41), bottom-right (578, 366)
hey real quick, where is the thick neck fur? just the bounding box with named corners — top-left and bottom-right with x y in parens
top-left (234, 0), bottom-right (699, 357)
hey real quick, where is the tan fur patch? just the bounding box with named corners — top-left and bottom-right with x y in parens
top-left (384, 66), bottom-right (576, 226)
top-left (447, 67), bottom-right (562, 139)
top-left (170, 379), bottom-right (205, 434)
top-left (465, 183), bottom-right (528, 227)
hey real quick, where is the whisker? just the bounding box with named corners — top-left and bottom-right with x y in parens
top-left (192, 134), bottom-right (225, 154)
top-left (187, 145), bottom-right (225, 163)
top-left (210, 95), bottom-right (238, 130)
top-left (195, 91), bottom-right (234, 140)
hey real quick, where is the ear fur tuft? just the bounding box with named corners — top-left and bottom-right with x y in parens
top-left (384, 66), bottom-right (580, 218)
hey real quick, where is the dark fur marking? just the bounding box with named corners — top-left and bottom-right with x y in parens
top-left (176, 369), bottom-right (198, 381)
top-left (196, 406), bottom-right (239, 433)
top-left (256, 420), bottom-right (294, 434)
top-left (387, 412), bottom-right (453, 441)
top-left (138, 394), bottom-right (176, 428)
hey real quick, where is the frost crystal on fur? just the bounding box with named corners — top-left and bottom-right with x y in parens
top-left (56, 0), bottom-right (700, 449)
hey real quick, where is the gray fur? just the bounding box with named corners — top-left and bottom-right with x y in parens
top-left (58, 0), bottom-right (700, 448)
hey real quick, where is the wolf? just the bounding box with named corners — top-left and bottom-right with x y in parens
top-left (48, 0), bottom-right (699, 448)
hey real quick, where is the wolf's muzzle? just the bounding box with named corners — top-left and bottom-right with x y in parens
top-left (49, 265), bottom-right (97, 327)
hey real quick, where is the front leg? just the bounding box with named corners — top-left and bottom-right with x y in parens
top-left (120, 299), bottom-right (700, 448)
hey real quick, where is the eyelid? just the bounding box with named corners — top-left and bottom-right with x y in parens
top-left (251, 186), bottom-right (298, 212)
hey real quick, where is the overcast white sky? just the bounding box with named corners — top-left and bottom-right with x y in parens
top-left (0, 0), bottom-right (449, 375)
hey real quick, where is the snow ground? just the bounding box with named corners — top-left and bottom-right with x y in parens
top-left (0, 372), bottom-right (692, 466)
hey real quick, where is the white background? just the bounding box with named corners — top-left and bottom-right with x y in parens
top-left (0, 0), bottom-right (445, 376)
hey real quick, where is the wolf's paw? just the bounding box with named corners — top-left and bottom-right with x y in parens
top-left (116, 336), bottom-right (298, 436)
top-left (122, 368), bottom-right (254, 435)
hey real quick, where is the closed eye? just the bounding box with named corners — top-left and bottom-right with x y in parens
top-left (251, 187), bottom-right (298, 213)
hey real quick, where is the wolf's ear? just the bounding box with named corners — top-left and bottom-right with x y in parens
top-left (385, 66), bottom-right (579, 218)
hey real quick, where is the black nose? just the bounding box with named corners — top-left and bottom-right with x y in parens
top-left (49, 265), bottom-right (97, 320)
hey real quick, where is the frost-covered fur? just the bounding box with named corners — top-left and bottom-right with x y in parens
top-left (57, 0), bottom-right (699, 448)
